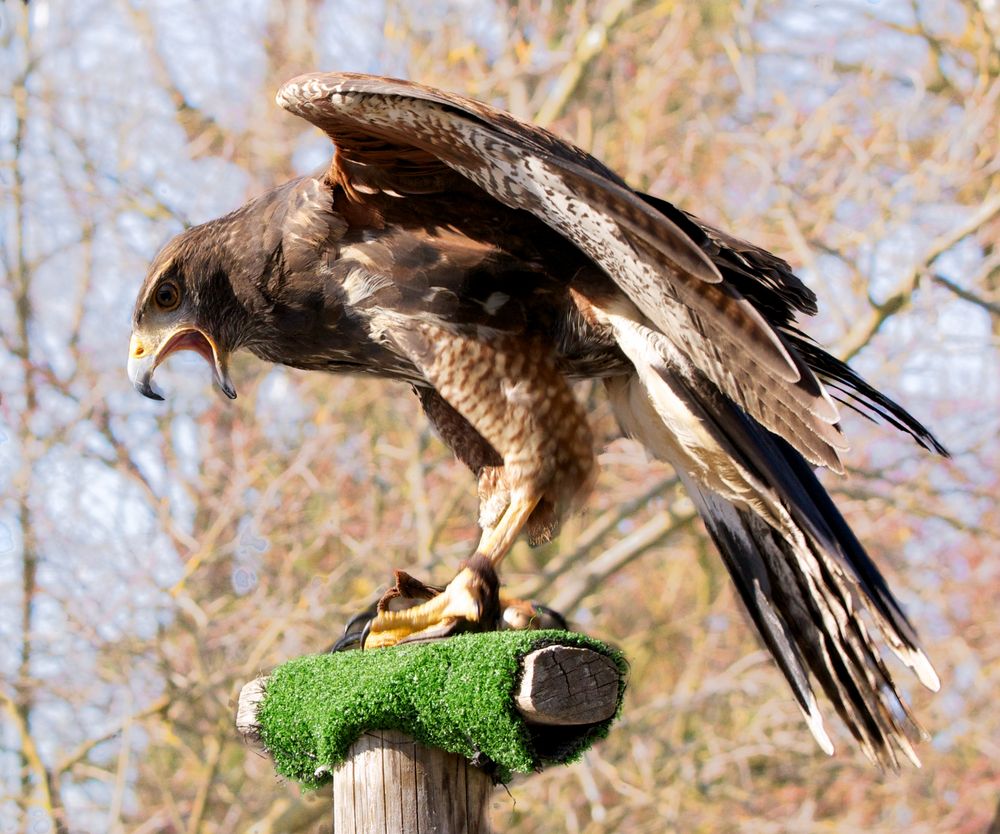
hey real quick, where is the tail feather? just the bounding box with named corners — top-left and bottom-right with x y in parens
top-left (687, 480), bottom-right (929, 766)
top-left (681, 480), bottom-right (835, 755)
top-left (701, 384), bottom-right (940, 695)
top-left (600, 303), bottom-right (937, 768)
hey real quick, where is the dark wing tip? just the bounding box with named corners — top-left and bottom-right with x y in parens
top-left (786, 332), bottom-right (949, 457)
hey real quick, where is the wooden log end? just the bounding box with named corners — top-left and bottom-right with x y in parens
top-left (514, 645), bottom-right (621, 726)
top-left (236, 675), bottom-right (269, 755)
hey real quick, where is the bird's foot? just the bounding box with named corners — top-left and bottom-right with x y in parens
top-left (330, 558), bottom-right (569, 651)
top-left (362, 554), bottom-right (501, 649)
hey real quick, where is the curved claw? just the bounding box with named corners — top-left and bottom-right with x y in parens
top-left (329, 559), bottom-right (569, 652)
top-left (363, 555), bottom-right (499, 649)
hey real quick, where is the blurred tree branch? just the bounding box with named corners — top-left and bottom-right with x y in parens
top-left (838, 192), bottom-right (1000, 361)
top-left (932, 272), bottom-right (1000, 319)
top-left (55, 695), bottom-right (171, 777)
top-left (532, 0), bottom-right (636, 127)
top-left (121, 0), bottom-right (231, 157)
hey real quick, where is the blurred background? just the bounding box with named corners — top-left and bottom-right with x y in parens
top-left (2, 0), bottom-right (998, 831)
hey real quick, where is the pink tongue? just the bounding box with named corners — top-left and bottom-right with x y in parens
top-left (166, 330), bottom-right (214, 365)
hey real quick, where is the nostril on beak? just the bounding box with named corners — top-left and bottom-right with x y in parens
top-left (129, 334), bottom-right (146, 359)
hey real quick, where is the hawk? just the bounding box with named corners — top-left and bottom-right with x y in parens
top-left (128, 73), bottom-right (945, 767)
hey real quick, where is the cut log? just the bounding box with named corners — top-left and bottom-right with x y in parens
top-left (235, 634), bottom-right (625, 834)
top-left (515, 645), bottom-right (621, 726)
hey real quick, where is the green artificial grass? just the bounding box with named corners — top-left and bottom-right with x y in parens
top-left (256, 630), bottom-right (626, 788)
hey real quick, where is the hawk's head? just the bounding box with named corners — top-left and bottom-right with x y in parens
top-left (128, 178), bottom-right (350, 401)
top-left (128, 221), bottom-right (249, 401)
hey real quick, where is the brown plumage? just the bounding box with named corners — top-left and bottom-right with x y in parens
top-left (128, 72), bottom-right (947, 768)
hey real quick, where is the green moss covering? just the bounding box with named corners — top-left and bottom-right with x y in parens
top-left (256, 630), bottom-right (626, 788)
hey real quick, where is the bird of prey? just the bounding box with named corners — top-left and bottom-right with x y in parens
top-left (128, 72), bottom-right (946, 767)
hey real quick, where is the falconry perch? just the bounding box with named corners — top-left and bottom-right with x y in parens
top-left (129, 73), bottom-right (946, 768)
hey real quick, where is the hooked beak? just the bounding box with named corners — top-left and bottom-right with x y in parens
top-left (128, 328), bottom-right (236, 401)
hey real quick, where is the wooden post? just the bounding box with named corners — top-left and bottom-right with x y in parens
top-left (332, 729), bottom-right (493, 833)
top-left (237, 644), bottom-right (621, 834)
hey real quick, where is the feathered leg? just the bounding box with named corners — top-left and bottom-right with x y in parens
top-left (364, 325), bottom-right (593, 647)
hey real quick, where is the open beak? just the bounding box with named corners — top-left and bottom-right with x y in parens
top-left (128, 327), bottom-right (236, 401)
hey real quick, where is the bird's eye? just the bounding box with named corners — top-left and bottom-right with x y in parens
top-left (154, 280), bottom-right (181, 312)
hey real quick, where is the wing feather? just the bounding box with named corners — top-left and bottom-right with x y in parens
top-left (276, 72), bottom-right (845, 469)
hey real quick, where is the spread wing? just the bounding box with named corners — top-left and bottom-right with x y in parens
top-left (637, 192), bottom-right (946, 456)
top-left (276, 72), bottom-right (849, 472)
